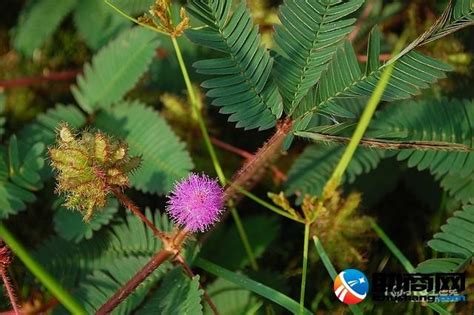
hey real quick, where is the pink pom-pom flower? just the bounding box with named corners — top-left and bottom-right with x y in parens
top-left (166, 173), bottom-right (224, 232)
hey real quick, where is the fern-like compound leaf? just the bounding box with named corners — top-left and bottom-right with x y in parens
top-left (14, 0), bottom-right (78, 56)
top-left (94, 100), bottom-right (194, 194)
top-left (285, 144), bottom-right (384, 199)
top-left (186, 0), bottom-right (283, 130)
top-left (73, 0), bottom-right (129, 50)
top-left (298, 39), bottom-right (452, 118)
top-left (367, 99), bottom-right (474, 177)
top-left (139, 267), bottom-right (203, 315)
top-left (416, 204), bottom-right (474, 273)
top-left (72, 27), bottom-right (160, 113)
top-left (274, 0), bottom-right (364, 115)
top-left (0, 136), bottom-right (45, 218)
top-left (34, 209), bottom-right (174, 287)
top-left (53, 198), bottom-right (119, 243)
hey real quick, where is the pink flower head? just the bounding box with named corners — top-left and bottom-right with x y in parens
top-left (166, 173), bottom-right (224, 232)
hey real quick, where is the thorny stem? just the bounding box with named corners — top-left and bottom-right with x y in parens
top-left (299, 224), bottom-right (310, 315)
top-left (111, 187), bottom-right (167, 240)
top-left (96, 250), bottom-right (174, 315)
top-left (223, 119), bottom-right (293, 201)
top-left (175, 255), bottom-right (220, 315)
top-left (0, 269), bottom-right (19, 315)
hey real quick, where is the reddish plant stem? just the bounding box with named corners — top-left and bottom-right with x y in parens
top-left (0, 270), bottom-right (19, 315)
top-left (0, 70), bottom-right (80, 89)
top-left (111, 187), bottom-right (167, 240)
top-left (210, 137), bottom-right (287, 182)
top-left (348, 0), bottom-right (375, 42)
top-left (357, 53), bottom-right (392, 62)
top-left (99, 121), bottom-right (294, 314)
top-left (223, 118), bottom-right (293, 201)
top-left (96, 249), bottom-right (174, 315)
top-left (175, 255), bottom-right (219, 315)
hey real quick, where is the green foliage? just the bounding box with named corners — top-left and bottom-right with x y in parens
top-left (0, 136), bottom-right (44, 218)
top-left (186, 0), bottom-right (283, 130)
top-left (367, 98), bottom-right (474, 176)
top-left (200, 215), bottom-right (280, 270)
top-left (35, 209), bottom-right (173, 288)
top-left (13, 0), bottom-right (78, 56)
top-left (300, 39), bottom-right (452, 118)
top-left (416, 204), bottom-right (474, 273)
top-left (196, 258), bottom-right (312, 315)
top-left (20, 104), bottom-right (87, 146)
top-left (73, 0), bottom-right (129, 50)
top-left (203, 278), bottom-right (261, 315)
top-left (274, 0), bottom-right (364, 114)
top-left (109, 0), bottom-right (155, 15)
top-left (72, 27), bottom-right (160, 113)
top-left (139, 267), bottom-right (203, 315)
top-left (94, 100), bottom-right (194, 194)
top-left (76, 257), bottom-right (167, 314)
top-left (439, 173), bottom-right (474, 204)
top-left (285, 144), bottom-right (384, 198)
top-left (53, 198), bottom-right (119, 243)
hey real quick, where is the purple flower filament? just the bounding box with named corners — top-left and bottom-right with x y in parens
top-left (166, 173), bottom-right (224, 232)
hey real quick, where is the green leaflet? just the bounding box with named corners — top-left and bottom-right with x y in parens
top-left (14, 0), bottom-right (78, 56)
top-left (285, 144), bottom-right (384, 199)
top-left (186, 0), bottom-right (283, 130)
top-left (296, 40), bottom-right (453, 119)
top-left (0, 136), bottom-right (44, 218)
top-left (53, 198), bottom-right (119, 243)
top-left (367, 99), bottom-right (474, 177)
top-left (75, 256), bottom-right (168, 314)
top-left (138, 267), bottom-right (203, 315)
top-left (274, 0), bottom-right (364, 115)
top-left (94, 100), bottom-right (194, 194)
top-left (73, 0), bottom-right (129, 50)
top-left (19, 103), bottom-right (87, 146)
top-left (72, 27), bottom-right (160, 112)
top-left (416, 204), bottom-right (474, 273)
top-left (34, 209), bottom-right (174, 288)
top-left (202, 278), bottom-right (262, 315)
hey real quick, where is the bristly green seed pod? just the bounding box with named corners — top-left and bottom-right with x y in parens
top-left (49, 123), bottom-right (141, 221)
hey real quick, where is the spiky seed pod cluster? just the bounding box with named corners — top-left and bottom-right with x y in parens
top-left (49, 124), bottom-right (141, 221)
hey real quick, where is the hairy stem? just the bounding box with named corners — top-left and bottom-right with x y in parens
top-left (96, 249), bottom-right (174, 315)
top-left (0, 269), bottom-right (19, 315)
top-left (0, 224), bottom-right (86, 315)
top-left (112, 187), bottom-right (167, 240)
top-left (299, 224), bottom-right (310, 315)
top-left (224, 119), bottom-right (293, 201)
